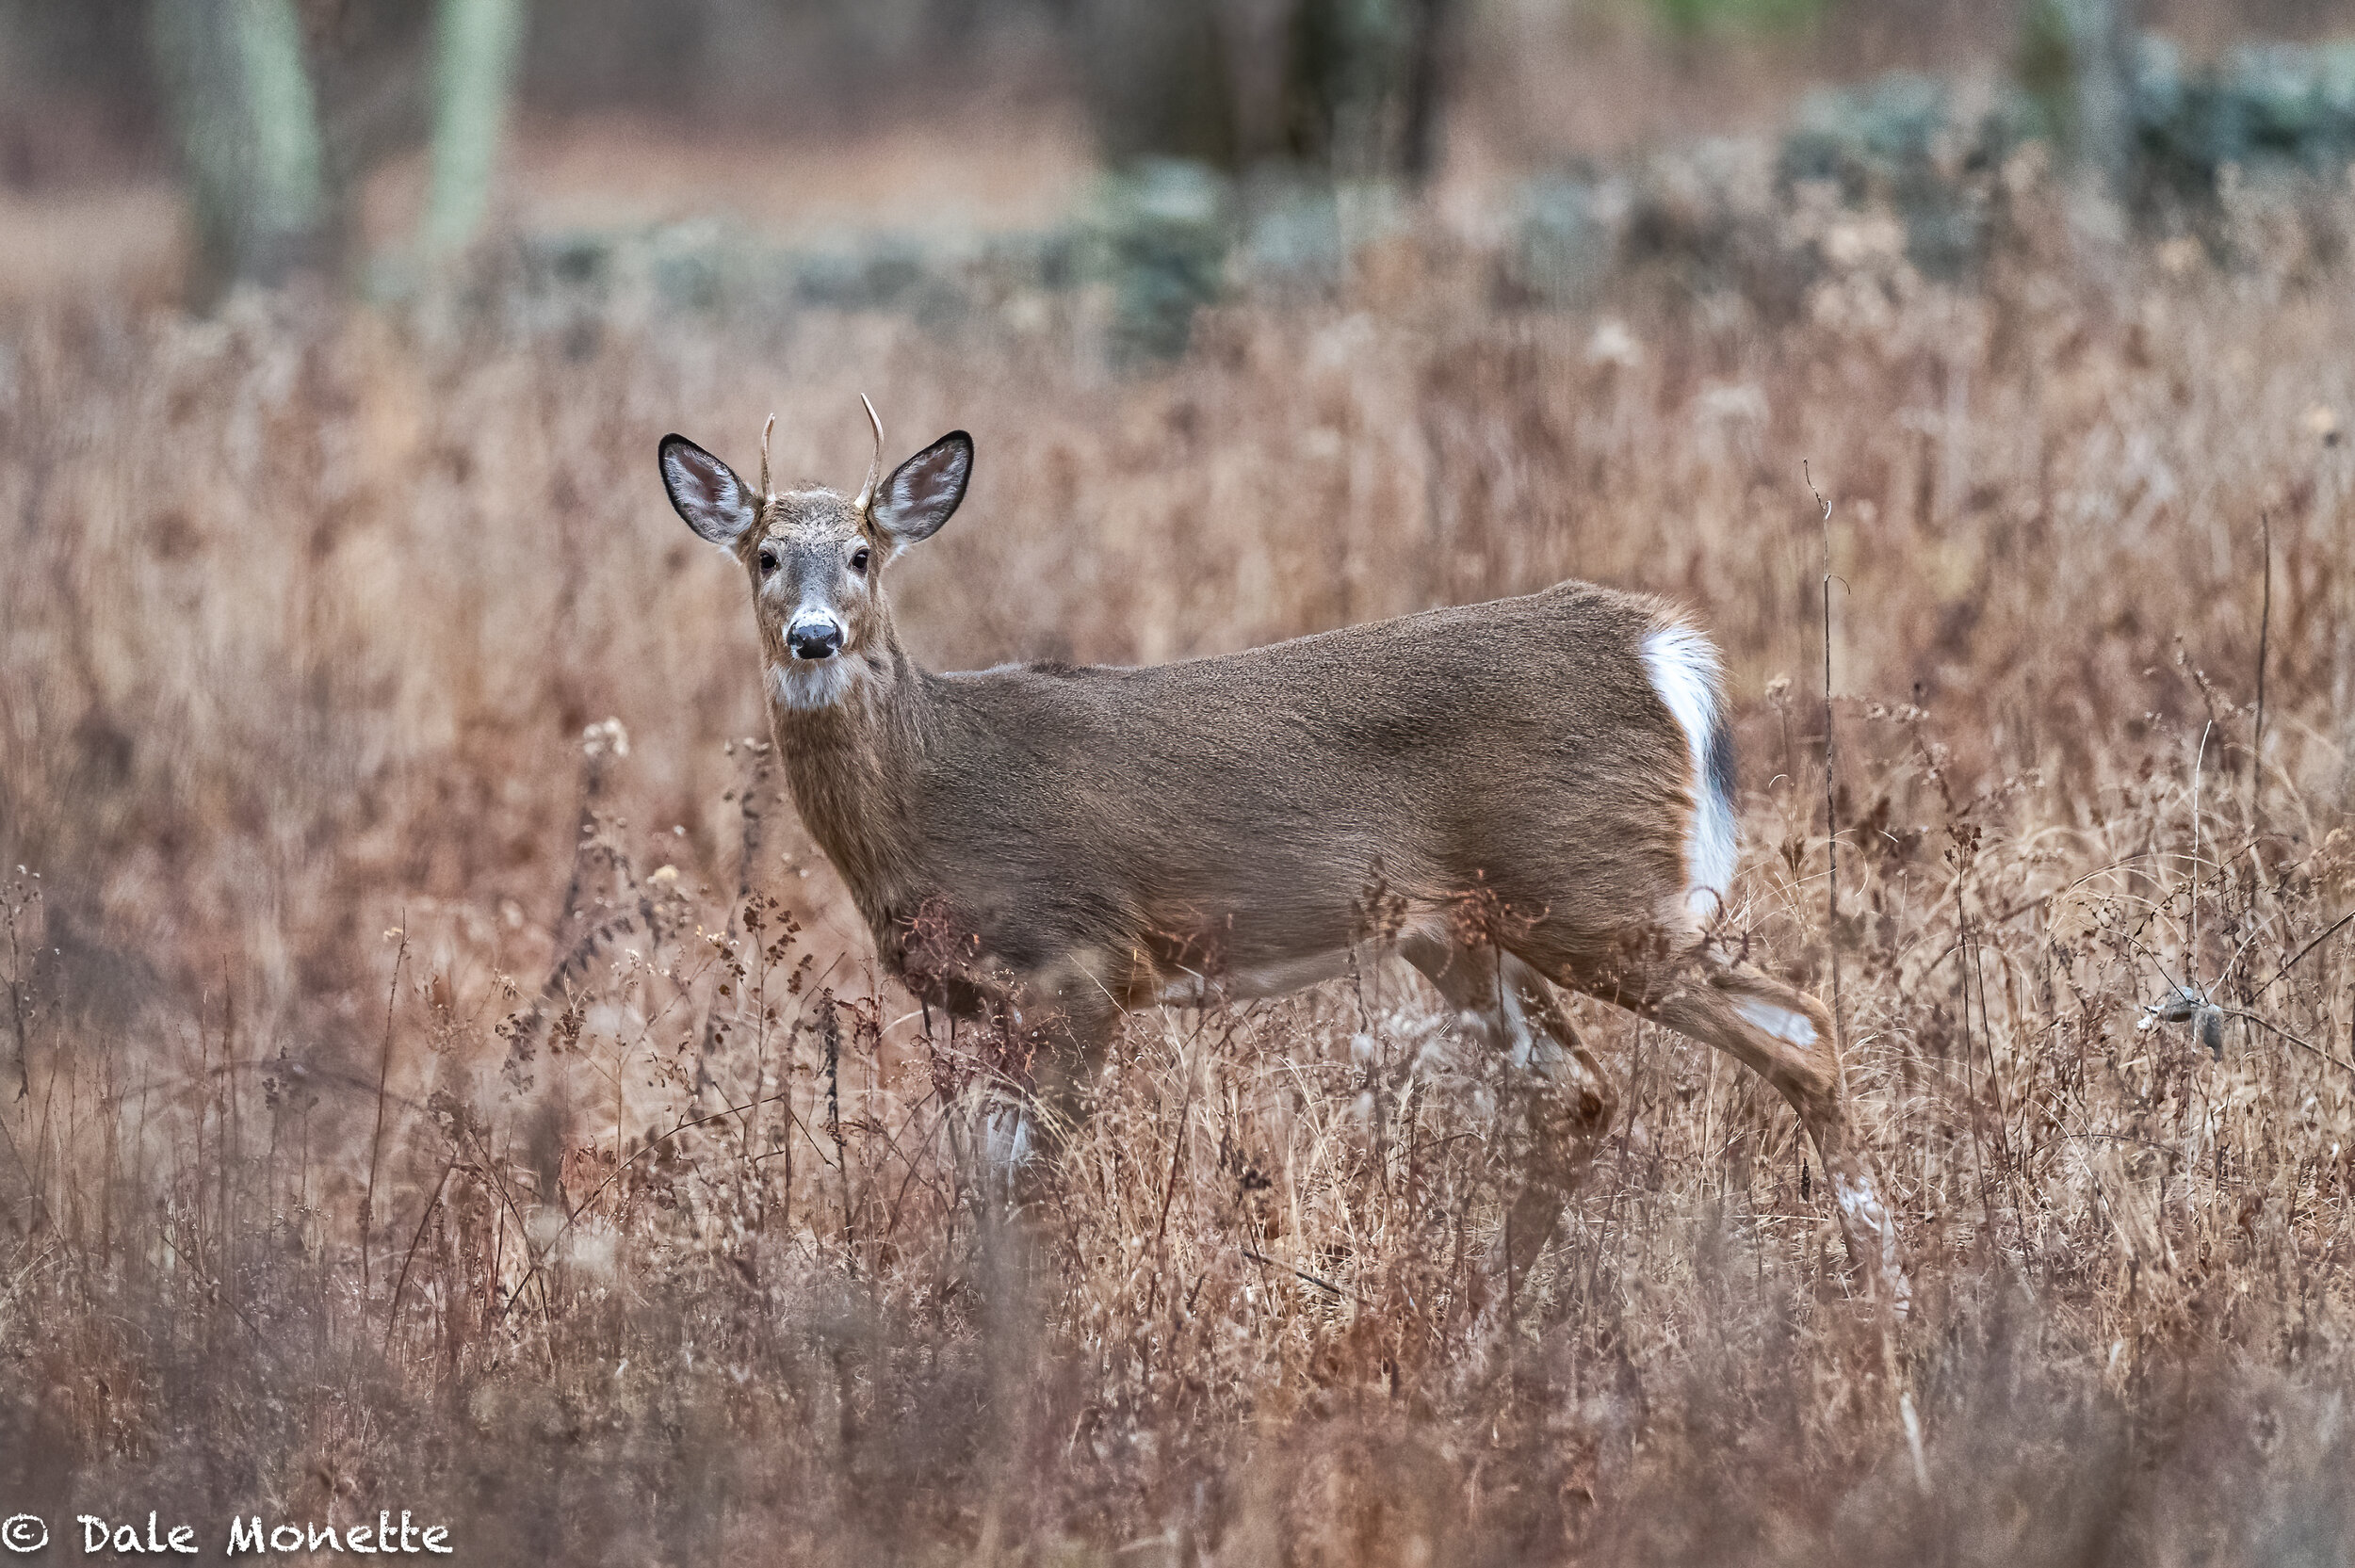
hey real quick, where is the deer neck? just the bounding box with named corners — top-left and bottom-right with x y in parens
top-left (764, 635), bottom-right (932, 928)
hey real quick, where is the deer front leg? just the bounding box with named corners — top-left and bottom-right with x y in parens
top-left (969, 971), bottom-right (1120, 1209)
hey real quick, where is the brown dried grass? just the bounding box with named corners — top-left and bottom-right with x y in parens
top-left (4, 177), bottom-right (2355, 1563)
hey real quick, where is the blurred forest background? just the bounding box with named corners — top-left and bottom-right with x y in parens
top-left (9, 2), bottom-right (2355, 1563)
top-left (11, 0), bottom-right (2355, 321)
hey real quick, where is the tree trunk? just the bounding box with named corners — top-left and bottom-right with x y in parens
top-left (2022, 0), bottom-right (2136, 204)
top-left (1071, 0), bottom-right (1241, 169)
top-left (422, 0), bottom-right (528, 261)
top-left (149, 0), bottom-right (327, 302)
top-left (1285, 0), bottom-right (1455, 183)
top-left (1068, 0), bottom-right (1455, 182)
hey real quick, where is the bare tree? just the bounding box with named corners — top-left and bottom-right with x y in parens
top-left (148, 0), bottom-right (327, 299)
top-left (1068, 0), bottom-right (1457, 181)
top-left (2021, 0), bottom-right (2136, 204)
top-left (421, 0), bottom-right (528, 261)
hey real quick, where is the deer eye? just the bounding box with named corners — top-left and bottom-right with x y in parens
top-left (849, 546), bottom-right (870, 574)
top-left (757, 547), bottom-right (779, 575)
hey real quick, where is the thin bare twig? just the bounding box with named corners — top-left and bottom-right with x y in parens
top-left (2219, 1006), bottom-right (2355, 1079)
top-left (2251, 512), bottom-right (2270, 817)
top-left (2191, 722), bottom-right (2212, 990)
top-left (1806, 462), bottom-right (1845, 1053)
top-left (3, 876), bottom-right (32, 1103)
top-left (502, 1090), bottom-right (797, 1312)
top-left (1242, 1247), bottom-right (1352, 1301)
top-left (362, 925), bottom-right (408, 1298)
top-left (2255, 911), bottom-right (2355, 999)
top-left (1147, 1032), bottom-right (1199, 1318)
top-left (384, 1152), bottom-right (459, 1350)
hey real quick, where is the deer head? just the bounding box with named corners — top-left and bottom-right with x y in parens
top-left (658, 397), bottom-right (973, 710)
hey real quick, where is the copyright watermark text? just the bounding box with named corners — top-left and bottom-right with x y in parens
top-left (0, 1509), bottom-right (452, 1556)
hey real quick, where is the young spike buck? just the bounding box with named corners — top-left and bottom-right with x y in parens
top-left (659, 401), bottom-right (1907, 1306)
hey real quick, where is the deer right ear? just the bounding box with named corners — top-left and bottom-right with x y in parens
top-left (659, 434), bottom-right (758, 547)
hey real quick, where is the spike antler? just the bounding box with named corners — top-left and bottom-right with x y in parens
top-left (852, 394), bottom-right (885, 518)
top-left (757, 412), bottom-right (776, 502)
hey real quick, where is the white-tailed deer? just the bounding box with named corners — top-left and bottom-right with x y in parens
top-left (659, 401), bottom-right (1906, 1306)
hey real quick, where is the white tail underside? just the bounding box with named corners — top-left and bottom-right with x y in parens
top-left (1639, 622), bottom-right (1737, 929)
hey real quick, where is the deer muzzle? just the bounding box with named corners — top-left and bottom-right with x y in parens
top-left (787, 613), bottom-right (844, 661)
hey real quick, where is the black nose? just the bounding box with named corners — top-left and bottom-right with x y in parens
top-left (788, 623), bottom-right (842, 660)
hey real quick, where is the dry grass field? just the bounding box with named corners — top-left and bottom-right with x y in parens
top-left (5, 151), bottom-right (2355, 1562)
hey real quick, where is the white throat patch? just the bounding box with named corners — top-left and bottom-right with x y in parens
top-left (769, 657), bottom-right (857, 711)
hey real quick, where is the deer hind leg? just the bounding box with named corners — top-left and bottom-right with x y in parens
top-left (1402, 935), bottom-right (1618, 1274)
top-left (1633, 960), bottom-right (1907, 1310)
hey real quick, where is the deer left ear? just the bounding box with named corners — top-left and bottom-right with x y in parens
top-left (870, 431), bottom-right (971, 550)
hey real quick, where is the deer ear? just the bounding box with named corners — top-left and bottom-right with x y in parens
top-left (870, 431), bottom-right (971, 549)
top-left (659, 434), bottom-right (758, 546)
